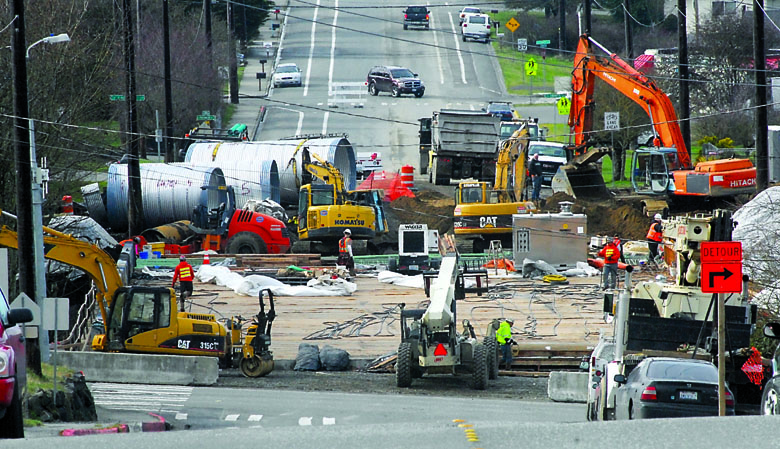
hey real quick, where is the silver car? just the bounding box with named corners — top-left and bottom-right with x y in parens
top-left (272, 63), bottom-right (302, 87)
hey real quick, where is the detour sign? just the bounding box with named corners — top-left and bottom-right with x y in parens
top-left (700, 241), bottom-right (742, 263)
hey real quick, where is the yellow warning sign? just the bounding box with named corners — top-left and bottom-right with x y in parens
top-left (525, 58), bottom-right (538, 76)
top-left (557, 96), bottom-right (571, 115)
top-left (505, 18), bottom-right (520, 33)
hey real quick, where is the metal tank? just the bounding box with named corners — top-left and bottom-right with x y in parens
top-left (184, 137), bottom-right (356, 205)
top-left (173, 160), bottom-right (280, 209)
top-left (106, 163), bottom-right (229, 231)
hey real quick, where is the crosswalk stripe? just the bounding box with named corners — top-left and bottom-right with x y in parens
top-left (90, 382), bottom-right (193, 413)
top-left (248, 415), bottom-right (263, 422)
top-left (175, 413), bottom-right (188, 420)
top-left (322, 417), bottom-right (336, 425)
top-left (225, 414), bottom-right (240, 421)
top-left (298, 417), bottom-right (313, 426)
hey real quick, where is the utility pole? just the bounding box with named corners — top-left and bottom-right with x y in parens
top-left (163, 0), bottom-right (175, 162)
top-left (583, 0), bottom-right (592, 35)
top-left (678, 0), bottom-right (691, 156)
top-left (122, 0), bottom-right (144, 236)
top-left (227, 0), bottom-right (239, 104)
top-left (623, 0), bottom-right (633, 58)
top-left (11, 0), bottom-right (42, 376)
top-left (559, 0), bottom-right (566, 51)
top-left (755, 0), bottom-right (768, 191)
top-left (204, 0), bottom-right (213, 66)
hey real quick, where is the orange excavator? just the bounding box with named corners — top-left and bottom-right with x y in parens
top-left (553, 34), bottom-right (757, 215)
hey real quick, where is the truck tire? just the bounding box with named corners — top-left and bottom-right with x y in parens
top-left (226, 232), bottom-right (267, 254)
top-left (0, 379), bottom-right (24, 438)
top-left (762, 379), bottom-right (780, 415)
top-left (403, 24), bottom-right (408, 30)
top-left (368, 82), bottom-right (378, 96)
top-left (396, 342), bottom-right (413, 388)
top-left (471, 344), bottom-right (488, 390)
top-left (392, 86), bottom-right (400, 97)
top-left (482, 335), bottom-right (499, 380)
top-left (388, 257), bottom-right (398, 272)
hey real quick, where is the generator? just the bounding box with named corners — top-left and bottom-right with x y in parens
top-left (512, 202), bottom-right (588, 270)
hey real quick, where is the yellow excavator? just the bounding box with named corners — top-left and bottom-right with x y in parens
top-left (296, 152), bottom-right (388, 254)
top-left (453, 125), bottom-right (537, 253)
top-left (0, 211), bottom-right (274, 377)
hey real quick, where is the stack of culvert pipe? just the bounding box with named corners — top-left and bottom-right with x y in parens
top-left (183, 136), bottom-right (356, 205)
top-left (173, 160), bottom-right (280, 209)
top-left (106, 163), bottom-right (229, 231)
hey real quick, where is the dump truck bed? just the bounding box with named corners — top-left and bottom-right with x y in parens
top-left (432, 110), bottom-right (500, 156)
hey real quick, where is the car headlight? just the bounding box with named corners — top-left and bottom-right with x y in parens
top-left (0, 351), bottom-right (9, 377)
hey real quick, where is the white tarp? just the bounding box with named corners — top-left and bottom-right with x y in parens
top-left (733, 187), bottom-right (780, 305)
top-left (377, 270), bottom-right (480, 289)
top-left (195, 265), bottom-right (357, 297)
top-left (560, 262), bottom-right (601, 278)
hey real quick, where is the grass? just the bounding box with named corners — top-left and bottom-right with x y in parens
top-left (26, 363), bottom-right (75, 394)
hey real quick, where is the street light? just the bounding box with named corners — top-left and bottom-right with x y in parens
top-left (26, 32), bottom-right (70, 362)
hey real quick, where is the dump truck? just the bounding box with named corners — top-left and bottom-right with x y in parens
top-left (419, 109), bottom-right (501, 185)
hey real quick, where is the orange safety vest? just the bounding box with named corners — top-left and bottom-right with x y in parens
top-left (646, 221), bottom-right (663, 242)
top-left (173, 262), bottom-right (194, 283)
top-left (339, 237), bottom-right (351, 254)
top-left (600, 243), bottom-right (620, 264)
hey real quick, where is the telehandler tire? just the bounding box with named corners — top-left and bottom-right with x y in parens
top-left (482, 336), bottom-right (499, 380)
top-left (396, 342), bottom-right (413, 387)
top-left (471, 344), bottom-right (488, 390)
top-left (227, 232), bottom-right (268, 254)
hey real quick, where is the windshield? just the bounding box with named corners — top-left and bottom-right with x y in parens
top-left (647, 361), bottom-right (718, 382)
top-left (311, 187), bottom-right (335, 206)
top-left (464, 7), bottom-right (480, 13)
top-left (469, 16), bottom-right (487, 24)
top-left (277, 65), bottom-right (298, 73)
top-left (460, 187), bottom-right (483, 204)
top-left (530, 145), bottom-right (566, 158)
top-left (390, 68), bottom-right (415, 78)
top-left (407, 7), bottom-right (426, 13)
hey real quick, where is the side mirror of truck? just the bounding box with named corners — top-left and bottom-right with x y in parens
top-left (8, 308), bottom-right (33, 326)
top-left (764, 322), bottom-right (780, 339)
top-left (613, 374), bottom-right (626, 384)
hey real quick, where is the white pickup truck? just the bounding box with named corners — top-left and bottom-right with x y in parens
top-left (356, 152), bottom-right (383, 179)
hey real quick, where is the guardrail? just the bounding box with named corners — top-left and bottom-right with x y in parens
top-left (328, 82), bottom-right (366, 108)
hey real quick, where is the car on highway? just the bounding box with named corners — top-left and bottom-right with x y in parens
top-left (614, 357), bottom-right (735, 420)
top-left (484, 101), bottom-right (515, 120)
top-left (586, 338), bottom-right (615, 421)
top-left (461, 13), bottom-right (491, 42)
top-left (0, 287), bottom-right (33, 438)
top-left (366, 65), bottom-right (425, 98)
top-left (403, 6), bottom-right (429, 30)
top-left (272, 63), bottom-right (302, 87)
top-left (458, 6), bottom-right (481, 24)
top-left (528, 141), bottom-right (568, 186)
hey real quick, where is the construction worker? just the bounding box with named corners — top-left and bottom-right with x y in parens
top-left (172, 255), bottom-right (194, 312)
top-left (598, 236), bottom-right (621, 289)
top-left (646, 213), bottom-right (664, 263)
top-left (496, 318), bottom-right (515, 370)
top-left (529, 153), bottom-right (543, 203)
top-left (337, 229), bottom-right (355, 276)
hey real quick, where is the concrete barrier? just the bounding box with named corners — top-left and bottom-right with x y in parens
top-left (56, 352), bottom-right (219, 386)
top-left (547, 371), bottom-right (588, 403)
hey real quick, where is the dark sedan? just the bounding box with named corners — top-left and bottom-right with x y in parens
top-left (614, 357), bottom-right (734, 420)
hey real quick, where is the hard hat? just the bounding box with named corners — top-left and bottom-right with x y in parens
top-left (605, 236), bottom-right (614, 243)
top-left (180, 255), bottom-right (187, 261)
top-left (654, 213), bottom-right (662, 220)
top-left (506, 318), bottom-right (514, 325)
top-left (344, 229), bottom-right (351, 235)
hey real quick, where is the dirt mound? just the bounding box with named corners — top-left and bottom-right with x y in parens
top-left (541, 192), bottom-right (648, 241)
top-left (386, 195), bottom-right (454, 235)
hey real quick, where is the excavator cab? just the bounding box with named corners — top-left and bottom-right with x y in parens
top-left (456, 182), bottom-right (487, 205)
top-left (631, 148), bottom-right (678, 195)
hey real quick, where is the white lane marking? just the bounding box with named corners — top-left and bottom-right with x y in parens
top-left (248, 414), bottom-right (263, 422)
top-left (90, 383), bottom-right (192, 413)
top-left (303, 0), bottom-right (321, 96)
top-left (175, 413), bottom-right (188, 420)
top-left (225, 414), bottom-right (240, 421)
top-left (269, 9), bottom-right (291, 99)
top-left (322, 417), bottom-right (336, 425)
top-left (273, 106), bottom-right (305, 135)
top-left (298, 417), bottom-right (313, 426)
top-left (480, 86), bottom-right (501, 95)
top-left (428, 1), bottom-right (444, 84)
top-left (448, 12), bottom-right (467, 84)
top-left (469, 104), bottom-right (475, 110)
top-left (322, 111), bottom-right (330, 135)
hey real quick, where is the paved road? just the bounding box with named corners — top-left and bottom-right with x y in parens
top-left (259, 0), bottom-right (511, 173)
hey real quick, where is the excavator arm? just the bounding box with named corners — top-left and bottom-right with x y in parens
top-left (568, 34), bottom-right (691, 169)
top-left (303, 152), bottom-right (347, 198)
top-left (0, 221), bottom-right (122, 327)
top-left (494, 126), bottom-right (530, 203)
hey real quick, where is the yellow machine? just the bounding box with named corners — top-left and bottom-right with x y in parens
top-left (296, 152), bottom-right (388, 252)
top-left (0, 213), bottom-right (273, 377)
top-left (453, 126), bottom-right (538, 253)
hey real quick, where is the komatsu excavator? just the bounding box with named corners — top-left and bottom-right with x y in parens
top-left (0, 210), bottom-right (275, 377)
top-left (554, 34), bottom-right (757, 215)
top-left (296, 152), bottom-right (387, 254)
top-left (453, 124), bottom-right (537, 253)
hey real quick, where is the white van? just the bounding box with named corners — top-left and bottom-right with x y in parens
top-left (461, 14), bottom-right (490, 43)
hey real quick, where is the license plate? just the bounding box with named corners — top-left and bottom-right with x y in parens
top-left (409, 265), bottom-right (419, 271)
top-left (543, 176), bottom-right (552, 182)
top-left (679, 391), bottom-right (698, 401)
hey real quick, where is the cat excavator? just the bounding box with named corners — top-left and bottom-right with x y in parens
top-left (453, 124), bottom-right (537, 253)
top-left (553, 34), bottom-right (757, 215)
top-left (0, 210), bottom-right (275, 377)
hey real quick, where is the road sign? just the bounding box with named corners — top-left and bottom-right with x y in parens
top-left (109, 94), bottom-right (126, 101)
top-left (604, 112), bottom-right (620, 130)
top-left (525, 58), bottom-right (538, 76)
top-left (505, 18), bottom-right (519, 33)
top-left (136, 95), bottom-right (146, 102)
top-left (517, 38), bottom-right (527, 52)
top-left (701, 262), bottom-right (742, 293)
top-left (700, 241), bottom-right (743, 293)
top-left (197, 115), bottom-right (217, 121)
top-left (701, 241), bottom-right (742, 263)
top-left (536, 39), bottom-right (551, 46)
top-left (557, 96), bottom-right (571, 115)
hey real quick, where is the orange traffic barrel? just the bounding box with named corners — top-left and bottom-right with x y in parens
top-left (400, 165), bottom-right (414, 189)
top-left (62, 195), bottom-right (74, 214)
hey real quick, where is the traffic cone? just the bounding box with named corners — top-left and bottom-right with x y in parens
top-left (203, 254), bottom-right (210, 265)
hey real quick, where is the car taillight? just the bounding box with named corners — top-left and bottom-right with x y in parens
top-left (405, 14), bottom-right (408, 19)
top-left (640, 386), bottom-right (657, 401)
top-left (426, 14), bottom-right (429, 20)
top-left (595, 370), bottom-right (602, 377)
top-left (591, 356), bottom-right (596, 367)
top-left (725, 390), bottom-right (734, 406)
top-left (487, 25), bottom-right (491, 29)
top-left (463, 23), bottom-right (467, 27)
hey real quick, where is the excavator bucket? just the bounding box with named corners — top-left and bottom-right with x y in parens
top-left (551, 148), bottom-right (611, 199)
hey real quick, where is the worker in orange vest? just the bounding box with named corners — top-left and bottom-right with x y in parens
top-left (646, 213), bottom-right (664, 263)
top-left (598, 237), bottom-right (621, 289)
top-left (337, 229), bottom-right (355, 276)
top-left (172, 255), bottom-right (195, 312)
